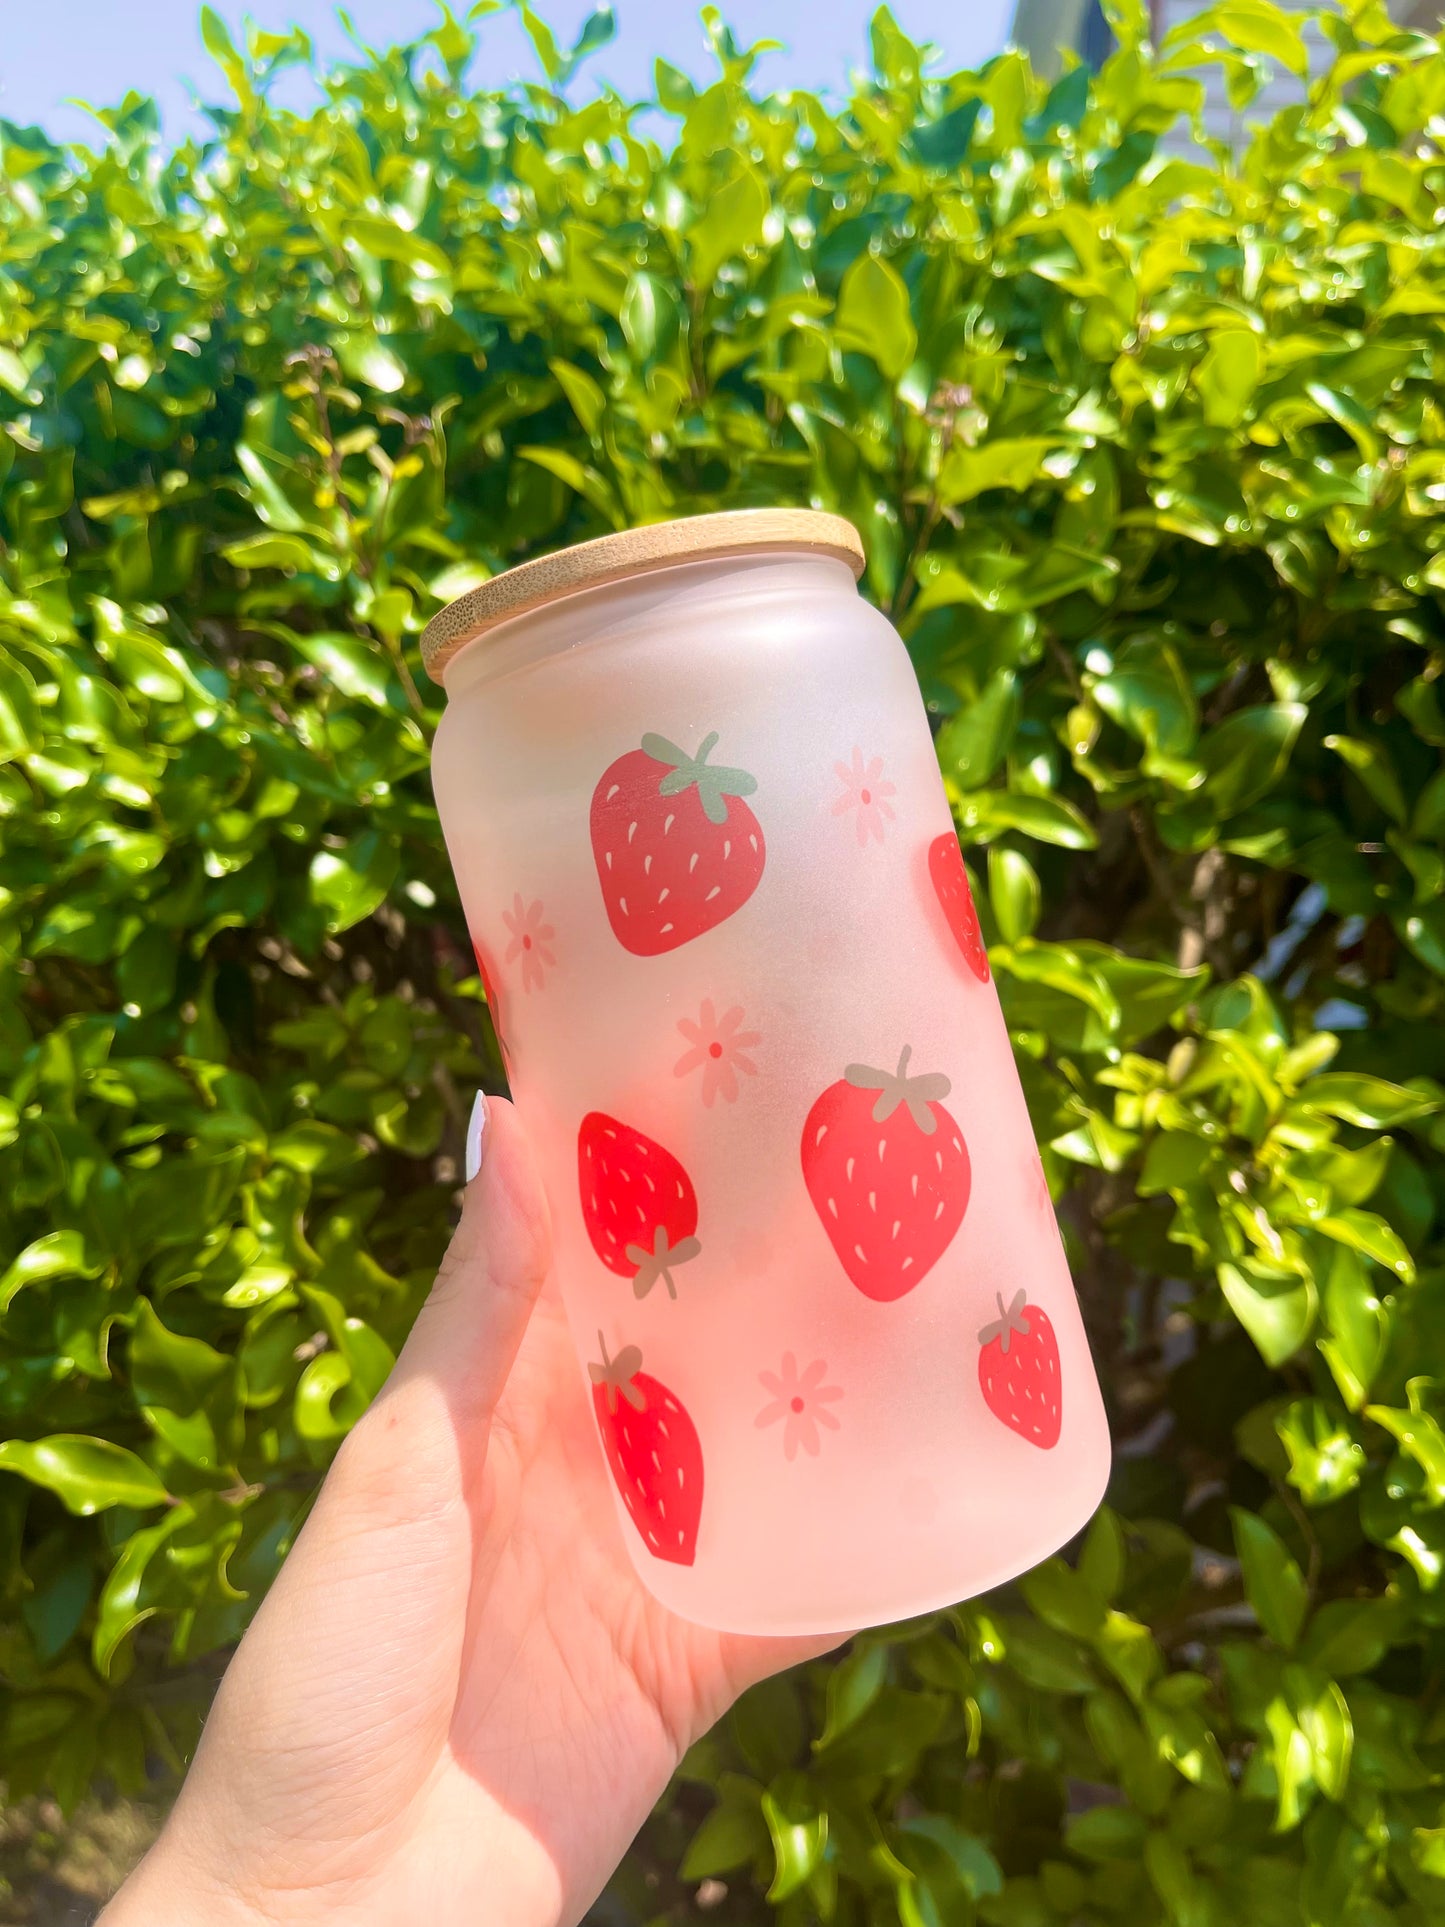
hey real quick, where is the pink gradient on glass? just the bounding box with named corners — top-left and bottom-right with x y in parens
top-left (431, 549), bottom-right (1110, 1634)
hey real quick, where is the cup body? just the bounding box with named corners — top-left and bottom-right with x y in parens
top-left (431, 547), bottom-right (1110, 1634)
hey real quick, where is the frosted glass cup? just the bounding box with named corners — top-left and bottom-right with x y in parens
top-left (424, 510), bottom-right (1110, 1635)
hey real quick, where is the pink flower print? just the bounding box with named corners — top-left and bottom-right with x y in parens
top-left (832, 746), bottom-right (897, 846)
top-left (673, 1000), bottom-right (761, 1106)
top-left (755, 1353), bottom-right (843, 1461)
top-left (502, 893), bottom-right (555, 992)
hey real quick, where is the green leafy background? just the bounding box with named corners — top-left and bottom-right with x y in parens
top-left (4, 0), bottom-right (1445, 1918)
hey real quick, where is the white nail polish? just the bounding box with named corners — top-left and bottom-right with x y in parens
top-left (465, 1090), bottom-right (489, 1183)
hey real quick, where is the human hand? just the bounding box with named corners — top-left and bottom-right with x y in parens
top-left (103, 1096), bottom-right (842, 1926)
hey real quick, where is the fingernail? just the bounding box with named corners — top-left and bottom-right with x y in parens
top-left (465, 1091), bottom-right (489, 1183)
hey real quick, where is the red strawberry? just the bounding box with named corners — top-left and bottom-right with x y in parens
top-left (929, 833), bottom-right (990, 982)
top-left (977, 1290), bottom-right (1062, 1449)
top-left (472, 938), bottom-right (509, 1065)
top-left (578, 1111), bottom-right (701, 1300)
top-left (590, 732), bottom-right (765, 955)
top-left (800, 1045), bottom-right (971, 1301)
top-left (589, 1332), bottom-right (703, 1565)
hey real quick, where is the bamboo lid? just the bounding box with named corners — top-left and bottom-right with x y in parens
top-left (420, 508), bottom-right (865, 680)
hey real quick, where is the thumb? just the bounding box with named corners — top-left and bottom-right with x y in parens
top-left (383, 1092), bottom-right (553, 1429)
top-left (163, 1097), bottom-right (554, 1859)
top-left (296, 1091), bottom-right (551, 1545)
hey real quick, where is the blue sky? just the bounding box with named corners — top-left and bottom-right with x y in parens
top-left (2, 1), bottom-right (1017, 146)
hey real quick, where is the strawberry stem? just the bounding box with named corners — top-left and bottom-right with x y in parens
top-left (977, 1289), bottom-right (1031, 1353)
top-left (589, 1331), bottom-right (647, 1410)
top-left (624, 1226), bottom-right (702, 1301)
top-left (844, 1043), bottom-right (952, 1135)
top-left (642, 730), bottom-right (758, 828)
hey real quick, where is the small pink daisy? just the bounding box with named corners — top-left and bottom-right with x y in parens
top-left (502, 893), bottom-right (555, 992)
top-left (755, 1353), bottom-right (844, 1461)
top-left (674, 1000), bottom-right (761, 1106)
top-left (832, 746), bottom-right (897, 846)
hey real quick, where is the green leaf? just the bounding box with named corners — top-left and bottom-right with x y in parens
top-left (1319, 1246), bottom-right (1386, 1412)
top-left (898, 1814), bottom-right (1003, 1900)
top-left (343, 218), bottom-right (451, 280)
top-left (519, 4), bottom-right (564, 78)
top-left (92, 1504), bottom-right (191, 1680)
top-left (1091, 644), bottom-right (1198, 756)
top-left (994, 941), bottom-right (1122, 1029)
top-left (998, 1619), bottom-right (1096, 1693)
top-left (762, 1781), bottom-right (828, 1902)
top-left (688, 167), bottom-right (769, 294)
top-left (1286, 1664), bottom-right (1353, 1803)
top-left (516, 445), bottom-right (622, 525)
top-left (1078, 1507), bottom-right (1127, 1603)
top-left (1278, 1398), bottom-right (1367, 1505)
top-left (1198, 704), bottom-right (1306, 816)
top-left (960, 789), bottom-right (1098, 849)
top-left (1230, 1508), bottom-right (1308, 1650)
top-left (989, 845), bottom-right (1041, 943)
top-left (1195, 328), bottom-right (1261, 427)
top-left (1365, 1393), bottom-right (1445, 1502)
top-left (290, 632), bottom-right (396, 708)
top-left (618, 270), bottom-right (678, 363)
top-left (1298, 1597), bottom-right (1401, 1677)
top-left (548, 358), bottom-right (606, 436)
top-left (1315, 1209), bottom-right (1415, 1283)
top-left (0, 1437), bottom-right (169, 1516)
top-left (129, 1300), bottom-right (241, 1472)
top-left (681, 1781), bottom-right (768, 1880)
top-left (1144, 1832), bottom-right (1202, 1926)
top-left (200, 4), bottom-right (255, 104)
top-left (934, 671), bottom-right (1018, 787)
top-left (936, 437), bottom-right (1054, 507)
top-left (1071, 945), bottom-right (1207, 1043)
top-left (0, 345), bottom-right (38, 403)
top-left (1192, 1), bottom-right (1309, 74)
top-left (1218, 1261), bottom-right (1316, 1367)
top-left (833, 253), bottom-right (917, 382)
top-left (333, 331), bottom-right (410, 394)
top-left (913, 98), bottom-right (982, 167)
top-left (221, 532), bottom-right (330, 575)
top-left (816, 1641), bottom-right (889, 1746)
top-left (309, 831), bottom-right (401, 933)
top-left (1019, 1557), bottom-right (1106, 1639)
top-left (0, 1231), bottom-right (101, 1312)
top-left (1324, 734), bottom-right (1409, 826)
top-left (1298, 1074), bottom-right (1437, 1130)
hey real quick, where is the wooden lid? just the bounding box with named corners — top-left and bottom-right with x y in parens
top-left (420, 508), bottom-right (865, 680)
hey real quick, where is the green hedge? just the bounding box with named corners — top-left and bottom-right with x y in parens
top-left (4, 0), bottom-right (1445, 1917)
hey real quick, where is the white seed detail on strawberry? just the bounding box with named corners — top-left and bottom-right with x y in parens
top-left (800, 1044), bottom-right (971, 1301)
top-left (977, 1289), bottom-right (1062, 1450)
top-left (589, 1331), bottom-right (703, 1565)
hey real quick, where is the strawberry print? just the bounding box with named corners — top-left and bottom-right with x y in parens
top-left (578, 1111), bottom-right (701, 1300)
top-left (928, 832), bottom-right (990, 983)
top-left (800, 1044), bottom-right (971, 1301)
top-left (471, 937), bottom-right (510, 1065)
top-left (977, 1289), bottom-right (1062, 1450)
top-left (589, 1332), bottom-right (703, 1565)
top-left (590, 731), bottom-right (765, 955)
